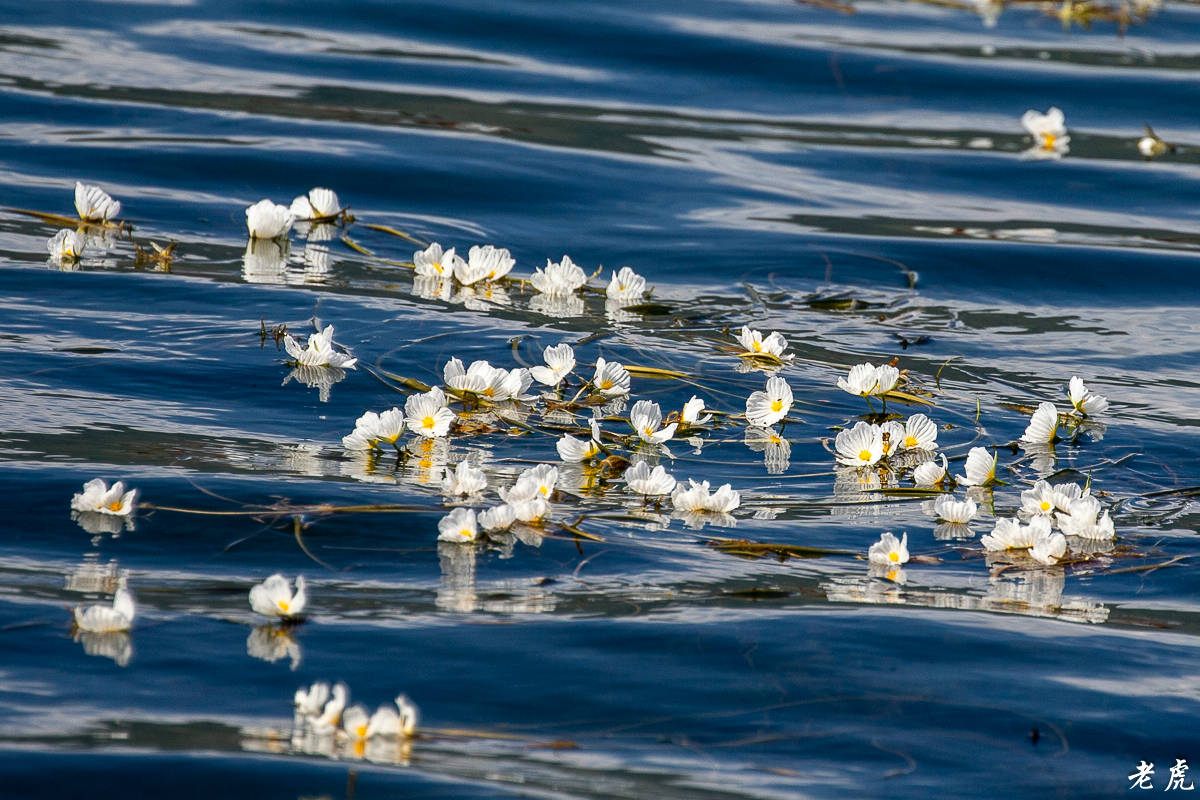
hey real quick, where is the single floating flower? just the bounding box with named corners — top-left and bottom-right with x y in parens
top-left (1020, 480), bottom-right (1059, 518)
top-left (605, 266), bottom-right (646, 305)
top-left (443, 358), bottom-right (531, 402)
top-left (47, 229), bottom-right (87, 263)
top-left (981, 516), bottom-right (1050, 551)
top-left (246, 199), bottom-right (294, 240)
top-left (900, 413), bottom-right (938, 451)
top-left (295, 681), bottom-right (332, 718)
top-left (1067, 376), bottom-right (1108, 416)
top-left (745, 376), bottom-right (793, 427)
top-left (443, 460), bottom-right (487, 496)
top-left (479, 503), bottom-right (517, 532)
top-left (500, 464), bottom-right (559, 503)
top-left (508, 496), bottom-right (552, 523)
top-left (1021, 107), bottom-right (1069, 159)
top-left (624, 461), bottom-right (677, 497)
top-left (1137, 125), bottom-right (1172, 159)
top-left (74, 587), bottom-right (135, 633)
top-left (249, 574), bottom-right (308, 620)
top-left (395, 694), bottom-right (419, 737)
top-left (837, 362), bottom-right (900, 398)
top-left (531, 255), bottom-right (587, 295)
top-left (1020, 402), bottom-right (1060, 445)
top-left (630, 399), bottom-right (677, 445)
top-left (457, 244), bottom-right (515, 285)
top-left (311, 682), bottom-right (349, 731)
top-left (956, 447), bottom-right (999, 487)
top-left (556, 419), bottom-right (603, 462)
top-left (912, 454), bottom-right (948, 487)
top-left (671, 479), bottom-right (740, 513)
top-left (933, 495), bottom-right (977, 524)
top-left (1056, 496), bottom-right (1115, 540)
top-left (283, 324), bottom-right (358, 369)
top-left (681, 396), bottom-right (712, 427)
top-left (74, 181), bottom-right (122, 222)
top-left (736, 325), bottom-right (789, 360)
top-left (289, 187), bottom-right (341, 221)
top-left (405, 387), bottom-right (455, 438)
top-left (413, 243), bottom-right (464, 279)
top-left (592, 358), bottom-right (631, 397)
top-left (437, 507), bottom-right (478, 544)
top-left (530, 343), bottom-right (576, 387)
top-left (868, 532), bottom-right (909, 566)
top-left (71, 478), bottom-right (138, 516)
top-left (834, 421), bottom-right (884, 468)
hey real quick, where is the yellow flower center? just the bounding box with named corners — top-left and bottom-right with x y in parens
top-left (752, 341), bottom-right (762, 352)
top-left (278, 600), bottom-right (290, 613)
top-left (644, 426), bottom-right (655, 437)
top-left (432, 261), bottom-right (443, 274)
top-left (770, 400), bottom-right (783, 413)
top-left (459, 528), bottom-right (472, 539)
top-left (1042, 133), bottom-right (1057, 150)
top-left (888, 552), bottom-right (900, 562)
top-left (1040, 501), bottom-right (1051, 511)
top-left (886, 570), bottom-right (898, 581)
top-left (904, 435), bottom-right (918, 448)
top-left (422, 415), bottom-right (435, 429)
top-left (483, 387), bottom-right (495, 398)
top-left (108, 500), bottom-right (123, 512)
top-left (599, 380), bottom-right (613, 390)
top-left (539, 486), bottom-right (548, 496)
top-left (355, 725), bottom-right (368, 739)
top-left (858, 449), bottom-right (872, 461)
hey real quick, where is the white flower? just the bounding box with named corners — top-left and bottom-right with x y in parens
top-left (443, 460), bottom-right (487, 496)
top-left (1030, 531), bottom-right (1067, 565)
top-left (900, 414), bottom-right (938, 451)
top-left (74, 181), bottom-right (122, 222)
top-left (362, 705), bottom-right (403, 739)
top-left (530, 343), bottom-right (576, 387)
top-left (605, 266), bottom-right (646, 304)
top-left (671, 479), bottom-right (740, 513)
top-left (249, 574), bottom-right (308, 618)
top-left (681, 396), bottom-right (712, 426)
top-left (834, 422), bottom-right (884, 468)
top-left (624, 461), bottom-right (677, 496)
top-left (245, 199), bottom-right (294, 240)
top-left (457, 244), bottom-right (515, 285)
top-left (1021, 107), bottom-right (1069, 157)
top-left (47, 229), bottom-right (87, 263)
top-left (531, 255), bottom-right (587, 295)
top-left (912, 454), bottom-right (948, 487)
top-left (1057, 496), bottom-right (1115, 540)
top-left (956, 447), bottom-right (998, 486)
top-left (836, 363), bottom-right (899, 398)
top-left (500, 464), bottom-right (559, 503)
top-left (1020, 480), bottom-right (1058, 517)
top-left (342, 704), bottom-right (372, 740)
top-left (736, 326), bottom-right (789, 359)
top-left (289, 187), bottom-right (341, 220)
top-left (592, 358), bottom-right (631, 397)
top-left (73, 587), bottom-right (135, 633)
top-left (981, 516), bottom-right (1050, 551)
top-left (1067, 377), bottom-right (1109, 416)
top-left (745, 376), bottom-right (793, 427)
top-left (879, 421), bottom-right (905, 457)
top-left (295, 681), bottom-right (332, 717)
top-left (557, 419), bottom-right (603, 462)
top-left (630, 400), bottom-right (677, 444)
top-left (437, 507), bottom-right (478, 543)
top-left (1020, 402), bottom-right (1059, 445)
top-left (405, 387), bottom-right (455, 438)
top-left (70, 478), bottom-right (138, 516)
top-left (933, 495), bottom-right (977, 524)
top-left (313, 683), bottom-right (349, 730)
top-left (283, 324), bottom-right (358, 369)
top-left (867, 532), bottom-right (909, 565)
top-left (508, 496), bottom-right (551, 523)
top-left (395, 694), bottom-right (419, 737)
top-left (413, 243), bottom-right (464, 279)
top-left (479, 504), bottom-right (517, 532)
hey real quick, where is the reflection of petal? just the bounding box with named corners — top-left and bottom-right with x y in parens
top-left (242, 239), bottom-right (289, 284)
top-left (1024, 444), bottom-right (1056, 477)
top-left (867, 565), bottom-right (907, 584)
top-left (412, 274), bottom-right (453, 301)
top-left (511, 524), bottom-right (544, 549)
top-left (1078, 420), bottom-right (1107, 442)
top-left (933, 522), bottom-right (974, 540)
top-left (437, 541), bottom-right (477, 612)
top-left (340, 451), bottom-right (399, 485)
top-left (298, 244), bottom-right (332, 283)
top-left (744, 427), bottom-right (791, 474)
top-left (1068, 536), bottom-right (1115, 556)
top-left (65, 558), bottom-right (122, 593)
top-left (246, 625), bottom-right (302, 671)
top-left (281, 364), bottom-right (347, 403)
top-left (302, 221), bottom-right (338, 243)
top-left (364, 736), bottom-right (412, 766)
top-left (676, 510), bottom-right (737, 530)
top-left (604, 299), bottom-right (639, 325)
top-left (72, 510), bottom-right (131, 537)
top-left (529, 293), bottom-right (584, 318)
top-left (75, 630), bottom-right (132, 666)
top-left (453, 283), bottom-right (510, 311)
top-left (405, 437), bottom-right (449, 487)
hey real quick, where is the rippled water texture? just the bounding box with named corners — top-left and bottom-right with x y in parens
top-left (2, 1), bottom-right (1199, 797)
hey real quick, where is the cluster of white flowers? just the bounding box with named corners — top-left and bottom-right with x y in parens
top-left (437, 463), bottom-right (561, 545)
top-left (979, 478), bottom-right (1113, 565)
top-left (736, 325), bottom-right (791, 362)
top-left (834, 413), bottom-right (939, 469)
top-left (413, 242), bottom-right (515, 286)
top-left (293, 680), bottom-right (418, 741)
top-left (247, 187), bottom-right (342, 241)
top-left (837, 362), bottom-right (900, 400)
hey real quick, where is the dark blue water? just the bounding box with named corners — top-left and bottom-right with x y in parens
top-left (2, 1), bottom-right (1199, 797)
